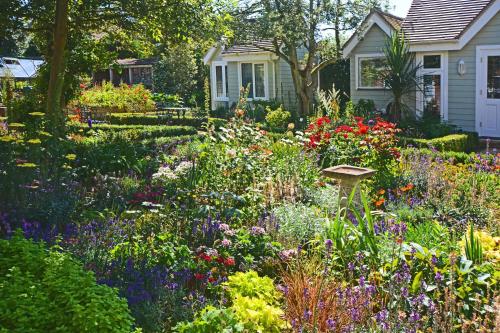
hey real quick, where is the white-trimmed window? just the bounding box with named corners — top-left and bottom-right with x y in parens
top-left (356, 54), bottom-right (388, 89)
top-left (240, 62), bottom-right (268, 100)
top-left (212, 62), bottom-right (228, 101)
top-left (417, 53), bottom-right (448, 120)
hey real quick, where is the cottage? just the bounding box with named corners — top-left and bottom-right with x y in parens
top-left (92, 58), bottom-right (155, 89)
top-left (344, 0), bottom-right (500, 138)
top-left (204, 40), bottom-right (310, 112)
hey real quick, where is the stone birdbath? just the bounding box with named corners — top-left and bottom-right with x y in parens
top-left (322, 165), bottom-right (376, 207)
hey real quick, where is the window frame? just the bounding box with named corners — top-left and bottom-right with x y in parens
top-left (212, 61), bottom-right (229, 102)
top-left (238, 62), bottom-right (269, 101)
top-left (355, 53), bottom-right (388, 90)
top-left (416, 52), bottom-right (449, 120)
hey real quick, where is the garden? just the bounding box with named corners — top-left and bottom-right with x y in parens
top-left (1, 80), bottom-right (499, 332)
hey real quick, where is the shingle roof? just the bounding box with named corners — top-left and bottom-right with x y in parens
top-left (375, 9), bottom-right (404, 30)
top-left (222, 40), bottom-right (275, 55)
top-left (116, 58), bottom-right (156, 66)
top-left (402, 0), bottom-right (493, 43)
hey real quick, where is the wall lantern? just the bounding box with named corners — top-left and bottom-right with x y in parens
top-left (458, 59), bottom-right (467, 76)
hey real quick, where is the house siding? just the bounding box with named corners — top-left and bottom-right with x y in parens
top-left (448, 12), bottom-right (500, 132)
top-left (227, 62), bottom-right (240, 107)
top-left (349, 25), bottom-right (393, 112)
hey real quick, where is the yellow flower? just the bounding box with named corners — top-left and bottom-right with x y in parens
top-left (17, 163), bottom-right (37, 168)
top-left (28, 112), bottom-right (45, 117)
top-left (0, 135), bottom-right (15, 142)
top-left (65, 154), bottom-right (77, 161)
top-left (9, 123), bottom-right (25, 128)
top-left (27, 138), bottom-right (41, 144)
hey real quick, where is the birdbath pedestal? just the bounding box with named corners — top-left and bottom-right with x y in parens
top-left (322, 165), bottom-right (376, 207)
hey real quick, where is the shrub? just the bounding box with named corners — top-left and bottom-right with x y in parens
top-left (173, 306), bottom-right (244, 333)
top-left (76, 82), bottom-right (155, 113)
top-left (107, 113), bottom-right (227, 129)
top-left (265, 106), bottom-right (291, 131)
top-left (400, 133), bottom-right (479, 152)
top-left (224, 270), bottom-right (281, 305)
top-left (272, 203), bottom-right (327, 245)
top-left (68, 123), bottom-right (198, 140)
top-left (0, 232), bottom-right (133, 333)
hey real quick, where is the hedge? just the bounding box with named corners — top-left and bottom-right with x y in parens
top-left (107, 113), bottom-right (227, 129)
top-left (401, 148), bottom-right (474, 164)
top-left (68, 123), bottom-right (198, 140)
top-left (399, 132), bottom-right (479, 152)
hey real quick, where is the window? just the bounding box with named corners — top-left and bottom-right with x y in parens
top-left (356, 55), bottom-right (388, 89)
top-left (417, 53), bottom-right (448, 120)
top-left (240, 63), bottom-right (267, 99)
top-left (213, 63), bottom-right (228, 100)
top-left (487, 56), bottom-right (500, 99)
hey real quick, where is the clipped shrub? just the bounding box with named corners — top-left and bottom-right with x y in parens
top-left (0, 232), bottom-right (133, 333)
top-left (68, 123), bottom-right (198, 140)
top-left (400, 133), bottom-right (479, 152)
top-left (107, 113), bottom-right (227, 129)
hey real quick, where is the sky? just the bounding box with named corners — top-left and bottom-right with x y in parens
top-left (388, 0), bottom-right (413, 18)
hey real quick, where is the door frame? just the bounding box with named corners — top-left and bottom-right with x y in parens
top-left (476, 45), bottom-right (500, 137)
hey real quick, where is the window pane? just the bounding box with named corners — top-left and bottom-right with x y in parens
top-left (359, 58), bottom-right (387, 88)
top-left (225, 66), bottom-right (228, 97)
top-left (487, 56), bottom-right (500, 99)
top-left (241, 63), bottom-right (253, 98)
top-left (423, 74), bottom-right (441, 117)
top-left (254, 64), bottom-right (265, 98)
top-left (215, 66), bottom-right (224, 97)
top-left (423, 55), bottom-right (441, 69)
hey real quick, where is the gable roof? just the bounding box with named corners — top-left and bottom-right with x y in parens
top-left (403, 0), bottom-right (493, 43)
top-left (342, 9), bottom-right (403, 57)
top-left (343, 0), bottom-right (500, 56)
top-left (222, 40), bottom-right (274, 55)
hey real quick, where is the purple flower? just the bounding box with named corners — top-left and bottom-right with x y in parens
top-left (325, 239), bottom-right (333, 251)
top-left (250, 226), bottom-right (266, 236)
top-left (435, 272), bottom-right (443, 283)
top-left (326, 318), bottom-right (336, 330)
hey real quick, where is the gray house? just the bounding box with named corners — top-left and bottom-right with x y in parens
top-left (344, 0), bottom-right (500, 138)
top-left (204, 41), bottom-right (308, 112)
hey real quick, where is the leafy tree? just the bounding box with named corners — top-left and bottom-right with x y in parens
top-left (153, 44), bottom-right (198, 101)
top-left (382, 32), bottom-right (421, 122)
top-left (3, 0), bottom-right (234, 135)
top-left (234, 0), bottom-right (386, 116)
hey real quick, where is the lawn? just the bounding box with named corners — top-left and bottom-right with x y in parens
top-left (0, 93), bottom-right (499, 332)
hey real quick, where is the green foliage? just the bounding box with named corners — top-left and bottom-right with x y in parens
top-left (272, 203), bottom-right (327, 245)
top-left (0, 232), bottom-right (133, 333)
top-left (400, 133), bottom-right (479, 152)
top-left (173, 306), bottom-right (244, 333)
top-left (465, 224), bottom-right (483, 265)
top-left (383, 32), bottom-right (421, 121)
top-left (153, 44), bottom-right (197, 101)
top-left (224, 271), bottom-right (281, 304)
top-left (69, 123), bottom-right (198, 140)
top-left (77, 82), bottom-right (156, 113)
top-left (106, 113), bottom-right (227, 129)
top-left (230, 296), bottom-right (286, 333)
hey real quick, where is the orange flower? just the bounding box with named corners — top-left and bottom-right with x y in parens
top-left (375, 198), bottom-right (385, 207)
top-left (378, 189), bottom-right (386, 195)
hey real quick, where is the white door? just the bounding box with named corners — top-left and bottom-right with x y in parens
top-left (478, 47), bottom-right (500, 137)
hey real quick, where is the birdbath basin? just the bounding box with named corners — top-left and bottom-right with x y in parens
top-left (322, 165), bottom-right (376, 206)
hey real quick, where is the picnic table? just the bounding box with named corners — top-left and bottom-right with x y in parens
top-left (155, 106), bottom-right (189, 119)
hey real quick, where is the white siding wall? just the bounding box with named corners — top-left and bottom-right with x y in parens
top-left (349, 26), bottom-right (393, 112)
top-left (448, 12), bottom-right (500, 132)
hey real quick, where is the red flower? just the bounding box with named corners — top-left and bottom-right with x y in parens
top-left (208, 276), bottom-right (217, 283)
top-left (216, 256), bottom-right (224, 264)
top-left (223, 257), bottom-right (235, 266)
top-left (194, 273), bottom-right (205, 280)
top-left (357, 125), bottom-right (369, 135)
top-left (198, 253), bottom-right (212, 262)
top-left (343, 133), bottom-right (348, 139)
top-left (335, 125), bottom-right (353, 133)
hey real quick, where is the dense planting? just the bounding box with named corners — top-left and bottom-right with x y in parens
top-left (1, 104), bottom-right (499, 332)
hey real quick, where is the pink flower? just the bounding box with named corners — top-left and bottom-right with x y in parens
top-left (221, 239), bottom-right (232, 247)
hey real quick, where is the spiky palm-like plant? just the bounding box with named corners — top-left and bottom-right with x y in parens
top-left (383, 32), bottom-right (421, 122)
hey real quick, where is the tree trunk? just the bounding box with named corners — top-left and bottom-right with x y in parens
top-left (334, 0), bottom-right (341, 59)
top-left (46, 0), bottom-right (69, 137)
